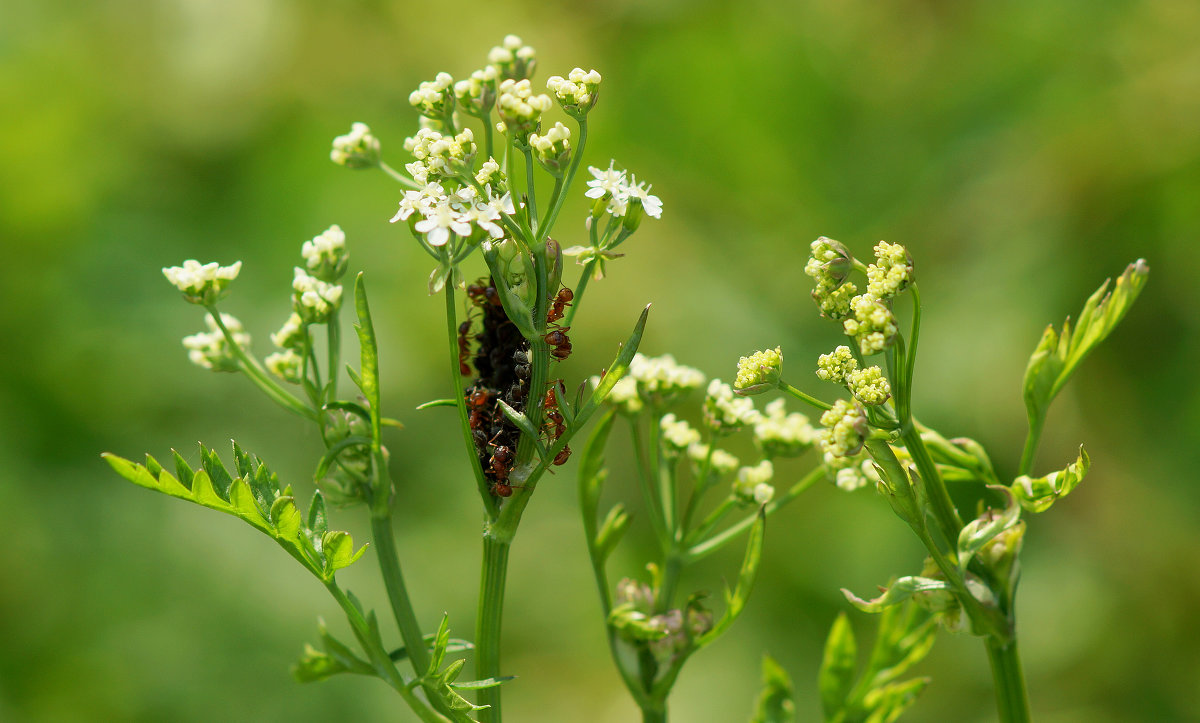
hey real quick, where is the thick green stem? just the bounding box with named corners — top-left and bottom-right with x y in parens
top-left (1017, 415), bottom-right (1044, 478)
top-left (900, 425), bottom-right (963, 540)
top-left (326, 313), bottom-right (340, 401)
top-left (475, 536), bottom-right (511, 722)
top-left (445, 285), bottom-right (496, 510)
top-left (641, 706), bottom-right (667, 723)
top-left (370, 513), bottom-right (431, 676)
top-left (986, 637), bottom-right (1031, 723)
top-left (522, 148), bottom-right (539, 234)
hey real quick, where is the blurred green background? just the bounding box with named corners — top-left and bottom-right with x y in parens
top-left (2, 0), bottom-right (1197, 721)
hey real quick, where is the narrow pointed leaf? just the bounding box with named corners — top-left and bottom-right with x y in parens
top-left (307, 491), bottom-right (329, 536)
top-left (751, 654), bottom-right (795, 723)
top-left (578, 304), bottom-right (651, 421)
top-left (416, 398), bottom-right (458, 410)
top-left (594, 503), bottom-right (630, 563)
top-left (495, 399), bottom-right (541, 444)
top-left (819, 613), bottom-right (858, 720)
top-left (579, 408), bottom-right (617, 542)
top-left (696, 509), bottom-right (765, 648)
top-left (103, 453), bottom-right (159, 490)
top-left (449, 675), bottom-right (516, 690)
top-left (171, 449), bottom-right (195, 490)
top-left (353, 273), bottom-right (382, 444)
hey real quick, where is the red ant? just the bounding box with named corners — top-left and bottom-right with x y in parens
top-left (545, 328), bottom-right (572, 361)
top-left (546, 287), bottom-right (573, 323)
top-left (457, 320), bottom-right (474, 376)
top-left (553, 444), bottom-right (571, 466)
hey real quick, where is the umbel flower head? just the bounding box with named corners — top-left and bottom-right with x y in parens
top-left (546, 67), bottom-right (602, 117)
top-left (454, 66), bottom-right (499, 117)
top-left (496, 79), bottom-right (553, 144)
top-left (182, 313), bottom-right (249, 372)
top-left (703, 379), bottom-right (760, 434)
top-left (330, 122), bottom-right (381, 169)
top-left (409, 72), bottom-right (456, 120)
top-left (753, 399), bottom-right (815, 458)
top-left (301, 224), bottom-right (348, 281)
top-left (688, 443), bottom-right (740, 476)
top-left (734, 346), bottom-right (783, 395)
top-left (866, 240), bottom-right (914, 299)
top-left (847, 365), bottom-right (891, 405)
top-left (733, 460), bottom-right (775, 506)
top-left (599, 353), bottom-right (706, 414)
top-left (659, 413), bottom-right (701, 453)
top-left (265, 349), bottom-right (303, 384)
top-left (843, 293), bottom-right (898, 356)
top-left (163, 259), bottom-right (242, 305)
top-left (270, 312), bottom-right (306, 351)
top-left (805, 237), bottom-right (857, 319)
top-left (530, 122), bottom-right (571, 175)
top-left (816, 399), bottom-right (868, 457)
top-left (816, 345), bottom-right (858, 385)
top-left (292, 268), bottom-right (343, 324)
top-left (488, 34), bottom-right (537, 81)
top-left (582, 161), bottom-right (664, 224)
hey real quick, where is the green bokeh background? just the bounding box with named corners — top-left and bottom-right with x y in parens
top-left (2, 1), bottom-right (1197, 721)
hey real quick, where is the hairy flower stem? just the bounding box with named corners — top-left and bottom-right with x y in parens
top-left (986, 637), bottom-right (1031, 723)
top-left (475, 536), bottom-right (511, 722)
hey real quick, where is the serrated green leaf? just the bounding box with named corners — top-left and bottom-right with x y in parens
top-left (842, 577), bottom-right (952, 614)
top-left (308, 492), bottom-right (328, 536)
top-left (171, 450), bottom-right (195, 490)
top-left (594, 502), bottom-right (630, 563)
top-left (322, 530), bottom-right (366, 574)
top-left (200, 445), bottom-right (234, 499)
top-left (751, 654), bottom-right (795, 723)
top-left (145, 453), bottom-right (164, 478)
top-left (228, 478), bottom-right (268, 529)
top-left (820, 613), bottom-right (858, 720)
top-left (103, 453), bottom-right (159, 490)
top-left (1012, 445), bottom-right (1090, 513)
top-left (232, 441), bottom-right (253, 479)
top-left (190, 469), bottom-right (229, 509)
top-left (696, 509), bottom-right (765, 649)
top-left (156, 468), bottom-right (192, 498)
top-left (270, 497), bottom-right (302, 541)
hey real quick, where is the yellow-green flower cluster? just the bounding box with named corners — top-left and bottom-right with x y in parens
top-left (733, 346), bottom-right (783, 395)
top-left (634, 353), bottom-right (707, 405)
top-left (866, 241), bottom-right (914, 299)
top-left (330, 122), bottom-right (381, 169)
top-left (497, 79), bottom-right (553, 142)
top-left (530, 121), bottom-right (571, 175)
top-left (488, 35), bottom-right (537, 81)
top-left (824, 449), bottom-right (878, 492)
top-left (753, 399), bottom-right (815, 458)
top-left (265, 349), bottom-right (303, 384)
top-left (703, 379), bottom-right (760, 433)
top-left (409, 72), bottom-right (455, 119)
top-left (546, 67), bottom-right (602, 117)
top-left (817, 399), bottom-right (868, 457)
top-left (734, 460), bottom-right (775, 505)
top-left (182, 313), bottom-right (249, 372)
top-left (454, 66), bottom-right (499, 117)
top-left (804, 236), bottom-right (857, 319)
top-left (660, 413), bottom-right (701, 452)
top-left (815, 345), bottom-right (857, 384)
top-left (843, 294), bottom-right (898, 356)
top-left (163, 260), bottom-right (242, 306)
top-left (475, 158), bottom-right (506, 189)
top-left (847, 365), bottom-right (891, 405)
top-left (270, 312), bottom-right (306, 351)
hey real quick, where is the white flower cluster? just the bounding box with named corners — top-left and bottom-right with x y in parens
top-left (454, 66), bottom-right (499, 115)
top-left (530, 121), bottom-right (571, 173)
top-left (843, 293), bottom-right (898, 356)
top-left (703, 379), bottom-right (760, 433)
top-left (546, 67), bottom-right (601, 116)
top-left (734, 460), bottom-right (775, 505)
top-left (409, 72), bottom-right (455, 118)
top-left (475, 158), bottom-right (504, 187)
top-left (301, 224), bottom-right (348, 281)
top-left (497, 79), bottom-right (553, 138)
top-left (804, 237), bottom-right (857, 320)
top-left (270, 312), bottom-right (306, 350)
top-left (330, 122), bottom-right (381, 169)
top-left (182, 313), bottom-right (249, 372)
top-left (753, 399), bottom-right (815, 458)
top-left (163, 260), bottom-right (242, 305)
top-left (391, 182), bottom-right (514, 247)
top-left (601, 353), bottom-right (706, 414)
top-left (825, 450), bottom-right (878, 492)
top-left (734, 346), bottom-right (783, 394)
top-left (584, 162), bottom-right (663, 221)
top-left (488, 34), bottom-right (536, 81)
top-left (816, 399), bottom-right (868, 458)
top-left (403, 127), bottom-right (476, 183)
top-left (265, 349), bottom-right (303, 384)
top-left (688, 443), bottom-right (740, 476)
top-left (660, 413), bottom-right (701, 451)
top-left (815, 345), bottom-right (857, 384)
top-left (292, 268), bottom-right (343, 323)
top-left (866, 241), bottom-right (913, 299)
top-left (847, 365), bottom-right (891, 406)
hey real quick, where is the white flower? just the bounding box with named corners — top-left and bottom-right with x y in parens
top-left (292, 268), bottom-right (343, 323)
top-left (391, 182), bottom-right (446, 224)
top-left (265, 349), bottom-right (303, 384)
top-left (753, 399), bottom-right (815, 458)
top-left (734, 460), bottom-right (775, 504)
top-left (163, 259), bottom-right (242, 305)
top-left (301, 224), bottom-right (347, 280)
top-left (626, 176), bottom-right (663, 219)
top-left (182, 313), bottom-right (249, 372)
top-left (414, 198), bottom-right (472, 247)
top-left (660, 413), bottom-right (701, 451)
top-left (586, 162), bottom-right (627, 200)
top-left (703, 379), bottom-right (760, 432)
top-left (270, 312), bottom-right (306, 350)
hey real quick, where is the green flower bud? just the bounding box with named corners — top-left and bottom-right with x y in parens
top-left (816, 345), bottom-right (858, 385)
top-left (846, 365), bottom-right (891, 405)
top-left (409, 72), bottom-right (456, 120)
top-left (866, 240), bottom-right (914, 299)
top-left (843, 294), bottom-right (898, 356)
top-left (703, 379), bottom-right (760, 433)
top-left (817, 399), bottom-right (868, 457)
top-left (301, 224), bottom-right (349, 282)
top-left (547, 67), bottom-right (602, 118)
top-left (753, 399), bottom-right (815, 458)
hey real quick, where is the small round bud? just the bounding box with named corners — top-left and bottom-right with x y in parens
top-left (753, 398), bottom-right (815, 458)
top-left (409, 72), bottom-right (456, 120)
top-left (301, 224), bottom-right (348, 281)
top-left (805, 236), bottom-right (857, 320)
top-left (292, 268), bottom-right (343, 324)
top-left (688, 443), bottom-right (740, 476)
top-left (330, 122), bottom-right (381, 169)
top-left (733, 460), bottom-right (775, 505)
top-left (660, 413), bottom-right (701, 452)
top-left (866, 241), bottom-right (914, 299)
top-left (734, 346), bottom-right (783, 395)
top-left (489, 35), bottom-right (537, 81)
top-left (454, 66), bottom-right (499, 117)
top-left (529, 121), bottom-right (571, 176)
top-left (270, 312), bottom-right (307, 351)
top-left (843, 294), bottom-right (898, 356)
top-left (546, 67), bottom-right (602, 117)
top-left (817, 399), bottom-right (869, 457)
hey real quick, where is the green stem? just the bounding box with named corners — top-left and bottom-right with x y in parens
top-left (475, 536), bottom-right (511, 722)
top-left (536, 119), bottom-right (588, 243)
top-left (641, 706), bottom-right (667, 723)
top-left (657, 552), bottom-right (684, 614)
top-left (484, 116), bottom-right (495, 160)
top-left (539, 176), bottom-right (565, 233)
top-left (649, 414), bottom-right (674, 536)
top-left (630, 419), bottom-right (669, 547)
top-left (370, 513), bottom-right (431, 676)
top-left (326, 313), bottom-right (340, 402)
top-left (564, 259), bottom-right (596, 328)
top-left (379, 161), bottom-right (421, 189)
top-left (204, 306), bottom-right (315, 420)
top-left (522, 148), bottom-right (539, 235)
top-left (986, 637), bottom-right (1031, 723)
top-left (900, 425), bottom-right (963, 539)
top-left (687, 465), bottom-right (823, 561)
top-left (778, 380), bottom-right (833, 411)
top-left (1017, 415), bottom-right (1044, 478)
